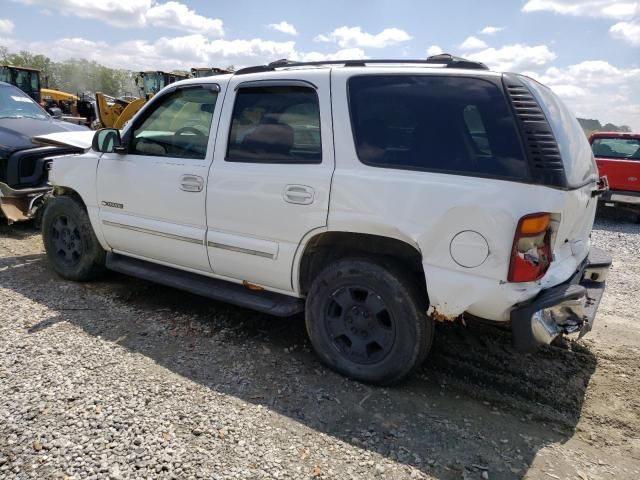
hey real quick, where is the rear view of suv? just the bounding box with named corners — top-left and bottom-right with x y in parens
top-left (40, 55), bottom-right (611, 384)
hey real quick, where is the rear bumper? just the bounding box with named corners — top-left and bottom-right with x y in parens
top-left (599, 189), bottom-right (640, 208)
top-left (511, 247), bottom-right (612, 352)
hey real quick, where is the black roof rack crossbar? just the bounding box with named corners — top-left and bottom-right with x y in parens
top-left (233, 54), bottom-right (488, 75)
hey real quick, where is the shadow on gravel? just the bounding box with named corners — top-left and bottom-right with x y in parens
top-left (1, 247), bottom-right (603, 480)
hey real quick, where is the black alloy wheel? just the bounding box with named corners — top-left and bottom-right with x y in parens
top-left (49, 214), bottom-right (84, 266)
top-left (324, 285), bottom-right (396, 365)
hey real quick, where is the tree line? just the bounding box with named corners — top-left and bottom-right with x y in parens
top-left (1, 46), bottom-right (137, 97)
top-left (577, 118), bottom-right (632, 137)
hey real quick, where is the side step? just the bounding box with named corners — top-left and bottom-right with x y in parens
top-left (105, 253), bottom-right (304, 317)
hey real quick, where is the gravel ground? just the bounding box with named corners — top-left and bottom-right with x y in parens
top-left (1, 208), bottom-right (639, 480)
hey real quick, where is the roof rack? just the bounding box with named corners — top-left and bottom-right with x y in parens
top-left (234, 54), bottom-right (488, 75)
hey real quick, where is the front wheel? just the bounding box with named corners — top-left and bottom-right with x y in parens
top-left (42, 196), bottom-right (106, 281)
top-left (305, 258), bottom-right (434, 385)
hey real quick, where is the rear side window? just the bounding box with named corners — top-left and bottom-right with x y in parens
top-left (348, 75), bottom-right (527, 180)
top-left (227, 85), bottom-right (322, 164)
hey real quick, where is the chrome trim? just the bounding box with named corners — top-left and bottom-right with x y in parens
top-left (207, 241), bottom-right (274, 259)
top-left (28, 193), bottom-right (46, 212)
top-left (102, 220), bottom-right (203, 245)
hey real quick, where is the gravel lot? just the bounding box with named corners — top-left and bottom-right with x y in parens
top-left (1, 209), bottom-right (639, 480)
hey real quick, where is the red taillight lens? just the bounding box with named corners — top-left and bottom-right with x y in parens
top-left (508, 213), bottom-right (552, 283)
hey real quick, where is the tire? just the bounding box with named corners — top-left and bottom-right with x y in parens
top-left (42, 196), bottom-right (106, 281)
top-left (305, 258), bottom-right (434, 385)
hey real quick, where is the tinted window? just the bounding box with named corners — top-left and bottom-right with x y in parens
top-left (348, 75), bottom-right (527, 179)
top-left (227, 85), bottom-right (321, 164)
top-left (592, 138), bottom-right (640, 160)
top-left (130, 87), bottom-right (217, 160)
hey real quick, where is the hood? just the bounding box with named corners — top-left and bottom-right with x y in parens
top-left (0, 116), bottom-right (89, 158)
top-left (32, 130), bottom-right (96, 151)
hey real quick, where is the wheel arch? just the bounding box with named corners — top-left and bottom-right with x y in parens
top-left (50, 186), bottom-right (109, 250)
top-left (52, 186), bottom-right (87, 210)
top-left (295, 230), bottom-right (427, 299)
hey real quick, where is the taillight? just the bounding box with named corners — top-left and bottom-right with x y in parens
top-left (508, 213), bottom-right (552, 283)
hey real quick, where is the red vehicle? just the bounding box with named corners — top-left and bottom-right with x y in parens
top-left (589, 131), bottom-right (640, 218)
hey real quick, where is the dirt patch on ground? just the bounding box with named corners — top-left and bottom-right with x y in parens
top-left (1, 211), bottom-right (639, 479)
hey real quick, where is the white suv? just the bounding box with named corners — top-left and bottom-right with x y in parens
top-left (39, 55), bottom-right (611, 384)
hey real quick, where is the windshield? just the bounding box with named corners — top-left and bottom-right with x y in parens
top-left (0, 84), bottom-right (48, 119)
top-left (592, 137), bottom-right (640, 160)
top-left (142, 74), bottom-right (165, 95)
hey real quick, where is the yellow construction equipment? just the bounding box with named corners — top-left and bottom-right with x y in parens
top-left (190, 67), bottom-right (232, 78)
top-left (40, 88), bottom-right (78, 103)
top-left (95, 70), bottom-right (189, 129)
top-left (0, 65), bottom-right (41, 102)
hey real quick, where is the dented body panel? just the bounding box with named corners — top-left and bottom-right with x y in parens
top-left (46, 66), bottom-right (602, 331)
top-left (0, 82), bottom-right (89, 223)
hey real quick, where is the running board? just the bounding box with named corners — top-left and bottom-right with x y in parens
top-left (105, 253), bottom-right (304, 317)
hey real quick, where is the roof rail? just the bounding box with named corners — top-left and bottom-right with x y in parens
top-left (233, 54), bottom-right (488, 75)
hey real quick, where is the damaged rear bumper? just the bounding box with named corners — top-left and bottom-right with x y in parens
top-left (0, 182), bottom-right (50, 224)
top-left (511, 246), bottom-right (612, 352)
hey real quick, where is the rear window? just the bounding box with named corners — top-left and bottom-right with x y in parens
top-left (592, 137), bottom-right (640, 161)
top-left (348, 75), bottom-right (527, 180)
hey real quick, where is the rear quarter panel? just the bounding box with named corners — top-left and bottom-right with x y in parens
top-left (328, 68), bottom-right (595, 321)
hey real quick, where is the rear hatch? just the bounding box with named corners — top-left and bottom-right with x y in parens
top-left (590, 134), bottom-right (640, 192)
top-left (517, 75), bottom-right (599, 273)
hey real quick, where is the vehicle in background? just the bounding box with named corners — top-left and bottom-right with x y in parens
top-left (40, 55), bottom-right (612, 384)
top-left (1, 65), bottom-right (94, 127)
top-left (191, 67), bottom-right (233, 78)
top-left (0, 65), bottom-right (41, 102)
top-left (0, 81), bottom-right (88, 224)
top-left (590, 131), bottom-right (640, 219)
top-left (95, 71), bottom-right (190, 130)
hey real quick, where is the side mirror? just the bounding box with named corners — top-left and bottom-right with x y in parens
top-left (49, 107), bottom-right (63, 119)
top-left (92, 128), bottom-right (124, 154)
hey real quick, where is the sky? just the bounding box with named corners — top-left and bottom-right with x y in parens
top-left (1, 0), bottom-right (639, 129)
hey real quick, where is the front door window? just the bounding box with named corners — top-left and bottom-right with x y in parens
top-left (130, 87), bottom-right (218, 159)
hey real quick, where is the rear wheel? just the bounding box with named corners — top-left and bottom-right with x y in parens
top-left (305, 258), bottom-right (433, 385)
top-left (42, 196), bottom-right (106, 281)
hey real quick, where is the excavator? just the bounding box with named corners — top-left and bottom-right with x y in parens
top-left (95, 70), bottom-right (190, 129)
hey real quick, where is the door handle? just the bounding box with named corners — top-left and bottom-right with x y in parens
top-left (180, 174), bottom-right (204, 192)
top-left (283, 184), bottom-right (315, 205)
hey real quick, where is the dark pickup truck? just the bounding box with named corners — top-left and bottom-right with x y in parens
top-left (0, 81), bottom-right (87, 224)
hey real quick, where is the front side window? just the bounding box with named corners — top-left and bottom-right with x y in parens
top-left (592, 137), bottom-right (640, 160)
top-left (226, 85), bottom-right (322, 164)
top-left (348, 75), bottom-right (528, 180)
top-left (130, 87), bottom-right (218, 160)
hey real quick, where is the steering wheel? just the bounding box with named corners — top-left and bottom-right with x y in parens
top-left (174, 126), bottom-right (205, 137)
